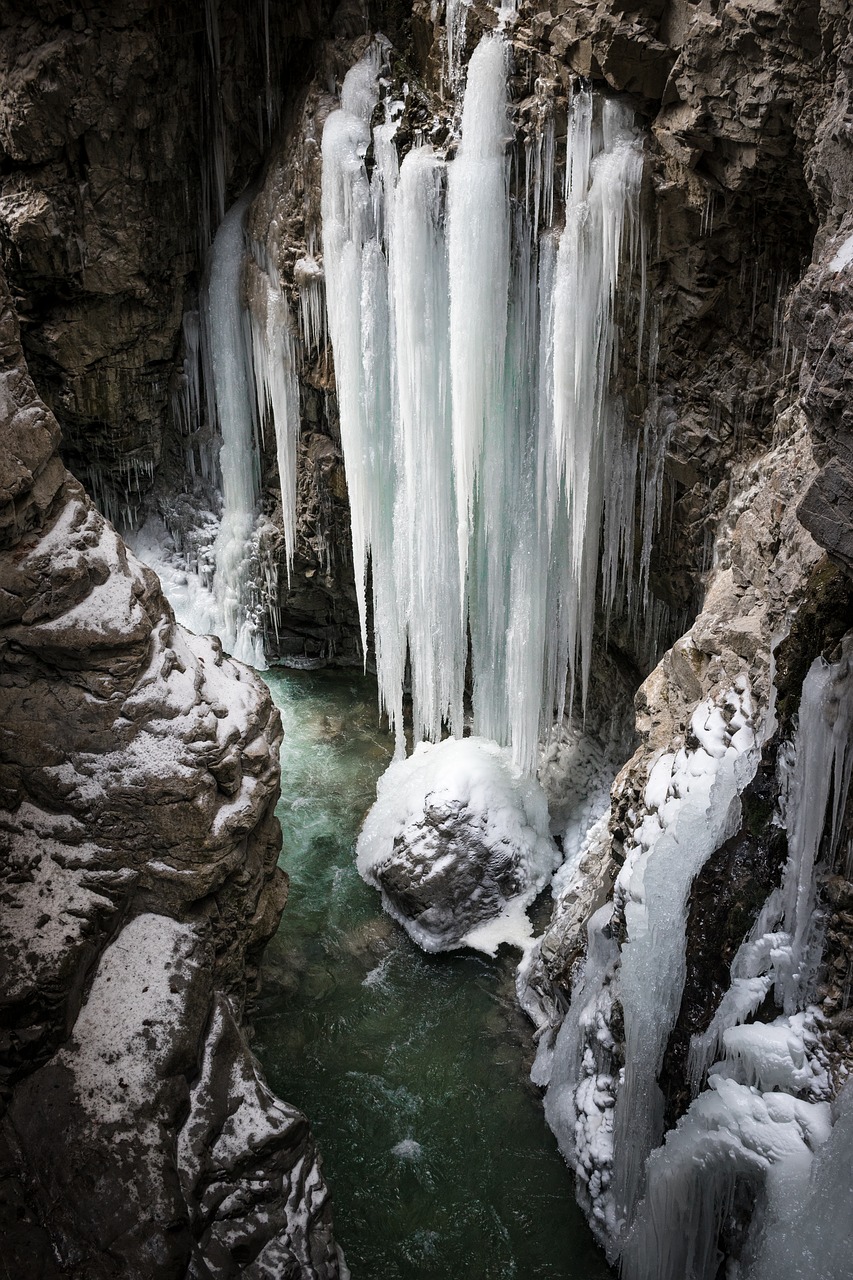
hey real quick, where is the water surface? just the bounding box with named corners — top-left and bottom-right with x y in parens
top-left (254, 668), bottom-right (613, 1280)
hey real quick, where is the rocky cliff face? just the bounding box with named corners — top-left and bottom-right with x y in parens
top-left (3, 0), bottom-right (853, 1274)
top-left (0, 270), bottom-right (342, 1276)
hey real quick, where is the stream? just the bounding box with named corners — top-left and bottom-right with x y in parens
top-left (253, 668), bottom-right (613, 1280)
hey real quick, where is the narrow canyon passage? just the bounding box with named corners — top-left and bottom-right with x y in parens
top-left (252, 670), bottom-right (612, 1279)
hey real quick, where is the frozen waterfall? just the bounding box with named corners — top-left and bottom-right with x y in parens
top-left (132, 188), bottom-right (302, 670)
top-left (321, 35), bottom-right (645, 772)
top-left (203, 194), bottom-right (267, 668)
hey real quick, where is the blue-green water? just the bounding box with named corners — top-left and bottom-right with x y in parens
top-left (254, 669), bottom-right (612, 1280)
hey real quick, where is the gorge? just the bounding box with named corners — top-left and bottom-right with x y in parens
top-left (1, 0), bottom-right (852, 1277)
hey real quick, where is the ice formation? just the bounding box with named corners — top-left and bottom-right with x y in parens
top-left (544, 681), bottom-right (761, 1244)
top-left (203, 194), bottom-right (268, 668)
top-left (321, 36), bottom-right (646, 772)
top-left (134, 188), bottom-right (304, 668)
top-left (356, 737), bottom-right (560, 955)
top-left (545, 642), bottom-right (853, 1278)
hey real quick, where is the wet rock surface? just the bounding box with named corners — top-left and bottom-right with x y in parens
top-left (0, 272), bottom-right (341, 1278)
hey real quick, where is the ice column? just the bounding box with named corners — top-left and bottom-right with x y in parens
top-left (246, 248), bottom-right (300, 582)
top-left (321, 41), bottom-right (406, 746)
top-left (204, 194), bottom-right (267, 668)
top-left (392, 147), bottom-right (465, 741)
top-left (447, 34), bottom-right (510, 608)
top-left (551, 93), bottom-right (644, 708)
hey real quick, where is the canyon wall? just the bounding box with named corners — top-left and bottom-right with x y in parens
top-left (2, 0), bottom-right (853, 1274)
top-left (0, 265), bottom-right (341, 1275)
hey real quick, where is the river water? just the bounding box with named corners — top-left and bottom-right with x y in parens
top-left (253, 668), bottom-right (613, 1280)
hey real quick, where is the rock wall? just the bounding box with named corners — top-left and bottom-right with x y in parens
top-left (0, 269), bottom-right (342, 1276)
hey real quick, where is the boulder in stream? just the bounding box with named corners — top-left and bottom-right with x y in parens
top-left (357, 737), bottom-right (561, 955)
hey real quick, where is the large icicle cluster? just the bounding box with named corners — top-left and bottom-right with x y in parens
top-left (321, 34), bottom-right (645, 771)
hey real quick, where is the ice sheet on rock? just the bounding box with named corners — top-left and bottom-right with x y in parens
top-left (617, 645), bottom-right (853, 1280)
top-left (357, 737), bottom-right (560, 954)
top-left (829, 232), bottom-right (853, 272)
top-left (610, 684), bottom-right (759, 1232)
top-left (127, 513), bottom-right (220, 640)
top-left (749, 1082), bottom-right (853, 1280)
top-left (542, 683), bottom-right (760, 1254)
top-left (544, 904), bottom-right (621, 1235)
top-left (620, 1076), bottom-right (833, 1280)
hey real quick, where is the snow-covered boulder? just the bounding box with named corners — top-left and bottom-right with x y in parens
top-left (357, 737), bottom-right (561, 955)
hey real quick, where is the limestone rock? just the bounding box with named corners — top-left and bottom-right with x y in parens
top-left (0, 269), bottom-right (340, 1278)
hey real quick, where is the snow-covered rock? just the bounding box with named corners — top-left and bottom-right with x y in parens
top-left (357, 736), bottom-right (560, 955)
top-left (0, 272), bottom-right (341, 1278)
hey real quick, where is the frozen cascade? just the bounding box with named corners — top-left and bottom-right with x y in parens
top-left (543, 682), bottom-right (761, 1246)
top-left (246, 245), bottom-right (300, 582)
top-left (321, 35), bottom-right (645, 775)
top-left (133, 192), bottom-right (292, 669)
top-left (610, 642), bottom-right (853, 1280)
top-left (203, 194), bottom-right (267, 668)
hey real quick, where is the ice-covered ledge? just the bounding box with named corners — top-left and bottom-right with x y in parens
top-left (0, 273), bottom-right (343, 1278)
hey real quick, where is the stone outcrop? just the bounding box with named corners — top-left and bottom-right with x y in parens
top-left (0, 272), bottom-right (342, 1276)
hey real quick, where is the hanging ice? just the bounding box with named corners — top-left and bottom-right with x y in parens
top-left (246, 245), bottom-right (300, 582)
top-left (321, 36), bottom-right (645, 774)
top-left (202, 195), bottom-right (267, 668)
top-left (392, 146), bottom-right (465, 742)
top-left (447, 34), bottom-right (510, 605)
top-left (560, 641), bottom-right (853, 1280)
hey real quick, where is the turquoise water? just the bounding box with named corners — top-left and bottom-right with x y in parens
top-left (254, 669), bottom-right (613, 1280)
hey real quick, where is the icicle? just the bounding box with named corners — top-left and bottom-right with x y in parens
top-left (203, 194), bottom-right (267, 668)
top-left (321, 39), bottom-right (406, 746)
top-left (447, 33), bottom-right (510, 613)
top-left (776, 639), bottom-right (853, 1010)
top-left (445, 0), bottom-right (471, 98)
top-left (246, 245), bottom-right (300, 583)
top-left (392, 146), bottom-right (464, 743)
top-left (294, 255), bottom-right (327, 355)
top-left (321, 50), bottom-right (383, 661)
top-left (552, 92), bottom-right (643, 709)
